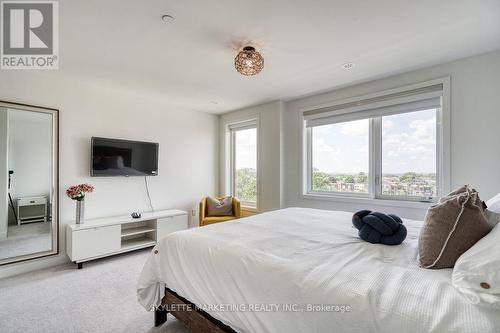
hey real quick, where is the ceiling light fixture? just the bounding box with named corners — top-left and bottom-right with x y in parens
top-left (234, 46), bottom-right (264, 76)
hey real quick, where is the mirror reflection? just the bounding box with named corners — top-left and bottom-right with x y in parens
top-left (0, 105), bottom-right (57, 263)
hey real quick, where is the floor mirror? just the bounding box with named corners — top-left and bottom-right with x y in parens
top-left (0, 101), bottom-right (58, 266)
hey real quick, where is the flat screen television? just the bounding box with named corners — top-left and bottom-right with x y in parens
top-left (91, 137), bottom-right (159, 177)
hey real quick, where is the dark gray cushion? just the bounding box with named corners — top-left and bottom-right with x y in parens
top-left (206, 196), bottom-right (233, 217)
top-left (352, 210), bottom-right (407, 245)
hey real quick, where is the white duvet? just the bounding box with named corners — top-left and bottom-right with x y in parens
top-left (137, 208), bottom-right (500, 333)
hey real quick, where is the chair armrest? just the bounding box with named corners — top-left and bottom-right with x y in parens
top-left (233, 198), bottom-right (241, 219)
top-left (199, 197), bottom-right (207, 226)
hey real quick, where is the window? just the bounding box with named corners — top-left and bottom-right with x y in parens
top-left (381, 110), bottom-right (437, 199)
top-left (229, 121), bottom-right (258, 208)
top-left (304, 82), bottom-right (446, 202)
top-left (311, 119), bottom-right (369, 193)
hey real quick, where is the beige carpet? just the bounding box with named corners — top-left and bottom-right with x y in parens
top-left (0, 248), bottom-right (189, 333)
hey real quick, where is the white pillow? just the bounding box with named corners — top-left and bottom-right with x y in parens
top-left (452, 223), bottom-right (500, 307)
top-left (486, 193), bottom-right (500, 212)
top-left (485, 210), bottom-right (500, 227)
top-left (485, 193), bottom-right (500, 227)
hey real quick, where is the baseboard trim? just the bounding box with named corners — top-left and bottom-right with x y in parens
top-left (0, 253), bottom-right (69, 279)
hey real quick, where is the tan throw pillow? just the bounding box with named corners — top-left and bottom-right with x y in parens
top-left (206, 196), bottom-right (233, 217)
top-left (419, 185), bottom-right (492, 269)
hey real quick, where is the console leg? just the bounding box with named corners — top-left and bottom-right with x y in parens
top-left (77, 262), bottom-right (83, 269)
top-left (154, 307), bottom-right (167, 327)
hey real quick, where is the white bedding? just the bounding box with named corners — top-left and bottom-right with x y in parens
top-left (137, 208), bottom-right (500, 333)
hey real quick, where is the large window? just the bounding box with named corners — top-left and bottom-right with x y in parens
top-left (381, 110), bottom-right (437, 198)
top-left (304, 83), bottom-right (445, 202)
top-left (230, 122), bottom-right (257, 207)
top-left (311, 119), bottom-right (369, 193)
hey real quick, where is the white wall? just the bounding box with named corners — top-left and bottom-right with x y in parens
top-left (0, 108), bottom-right (8, 238)
top-left (284, 50), bottom-right (500, 219)
top-left (7, 110), bottom-right (53, 224)
top-left (0, 72), bottom-right (218, 278)
top-left (219, 101), bottom-right (283, 212)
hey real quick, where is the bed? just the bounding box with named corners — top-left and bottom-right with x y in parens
top-left (137, 207), bottom-right (500, 332)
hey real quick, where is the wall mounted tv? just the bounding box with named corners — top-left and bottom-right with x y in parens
top-left (91, 137), bottom-right (159, 177)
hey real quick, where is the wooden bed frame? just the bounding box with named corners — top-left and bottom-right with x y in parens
top-left (155, 288), bottom-right (237, 333)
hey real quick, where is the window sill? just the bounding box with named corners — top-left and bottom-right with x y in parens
top-left (300, 192), bottom-right (433, 209)
top-left (241, 206), bottom-right (258, 213)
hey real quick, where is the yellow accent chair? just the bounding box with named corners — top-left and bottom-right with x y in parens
top-left (199, 196), bottom-right (241, 227)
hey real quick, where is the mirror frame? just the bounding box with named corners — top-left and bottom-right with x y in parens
top-left (0, 100), bottom-right (59, 266)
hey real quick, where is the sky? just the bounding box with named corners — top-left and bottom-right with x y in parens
top-left (312, 109), bottom-right (437, 174)
top-left (234, 128), bottom-right (257, 169)
top-left (233, 109), bottom-right (437, 174)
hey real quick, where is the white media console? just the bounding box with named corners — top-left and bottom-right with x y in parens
top-left (66, 209), bottom-right (188, 269)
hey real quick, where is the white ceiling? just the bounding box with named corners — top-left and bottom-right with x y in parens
top-left (61, 0), bottom-right (500, 114)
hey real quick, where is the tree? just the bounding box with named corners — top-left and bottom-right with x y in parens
top-left (312, 170), bottom-right (331, 190)
top-left (235, 168), bottom-right (257, 203)
top-left (400, 172), bottom-right (418, 184)
top-left (344, 175), bottom-right (355, 183)
top-left (356, 173), bottom-right (368, 184)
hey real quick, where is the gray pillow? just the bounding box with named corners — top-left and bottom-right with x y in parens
top-left (418, 185), bottom-right (492, 269)
top-left (206, 196), bottom-right (233, 217)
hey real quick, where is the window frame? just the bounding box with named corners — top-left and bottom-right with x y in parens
top-left (301, 78), bottom-right (450, 205)
top-left (227, 119), bottom-right (259, 209)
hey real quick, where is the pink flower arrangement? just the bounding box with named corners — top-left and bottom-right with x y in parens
top-left (66, 183), bottom-right (95, 201)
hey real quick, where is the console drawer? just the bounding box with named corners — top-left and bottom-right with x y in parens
top-left (156, 215), bottom-right (188, 240)
top-left (70, 225), bottom-right (120, 261)
top-left (18, 196), bottom-right (46, 206)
